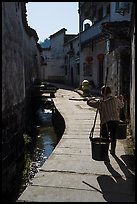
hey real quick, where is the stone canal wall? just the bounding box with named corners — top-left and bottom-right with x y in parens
top-left (2, 2), bottom-right (41, 196)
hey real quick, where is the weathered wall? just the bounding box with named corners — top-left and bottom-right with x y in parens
top-left (64, 36), bottom-right (80, 87)
top-left (130, 8), bottom-right (135, 141)
top-left (2, 2), bottom-right (41, 196)
top-left (49, 29), bottom-right (66, 83)
top-left (41, 47), bottom-right (52, 81)
top-left (110, 2), bottom-right (132, 22)
top-left (80, 39), bottom-right (105, 87)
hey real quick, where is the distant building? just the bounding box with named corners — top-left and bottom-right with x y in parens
top-left (41, 28), bottom-right (79, 85)
top-left (40, 38), bottom-right (51, 48)
top-left (78, 2), bottom-right (132, 93)
top-left (78, 2), bottom-right (133, 120)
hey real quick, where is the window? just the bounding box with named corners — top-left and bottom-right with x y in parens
top-left (83, 19), bottom-right (93, 31)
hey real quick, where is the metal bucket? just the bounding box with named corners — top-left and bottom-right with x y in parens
top-left (116, 121), bottom-right (127, 139)
top-left (89, 137), bottom-right (110, 161)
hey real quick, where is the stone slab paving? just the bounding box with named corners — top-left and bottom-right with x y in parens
top-left (17, 85), bottom-right (135, 202)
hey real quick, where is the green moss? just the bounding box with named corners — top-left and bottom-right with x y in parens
top-left (22, 153), bottom-right (31, 177)
top-left (126, 123), bottom-right (135, 155)
top-left (22, 134), bottom-right (32, 178)
top-left (23, 134), bottom-right (32, 145)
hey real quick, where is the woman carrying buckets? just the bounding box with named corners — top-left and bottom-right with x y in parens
top-left (87, 85), bottom-right (124, 164)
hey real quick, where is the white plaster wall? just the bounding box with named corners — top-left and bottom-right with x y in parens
top-left (41, 48), bottom-right (52, 81)
top-left (64, 36), bottom-right (80, 86)
top-left (104, 51), bottom-right (120, 95)
top-left (64, 42), bottom-right (71, 84)
top-left (49, 30), bottom-right (65, 82)
top-left (72, 37), bottom-right (80, 86)
top-left (80, 39), bottom-right (105, 87)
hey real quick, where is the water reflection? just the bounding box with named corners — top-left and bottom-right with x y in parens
top-left (32, 108), bottom-right (57, 167)
top-left (36, 108), bottom-right (53, 126)
top-left (31, 126), bottom-right (57, 167)
top-left (4, 99), bottom-right (65, 202)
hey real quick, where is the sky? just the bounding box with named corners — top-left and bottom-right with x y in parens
top-left (26, 2), bottom-right (79, 43)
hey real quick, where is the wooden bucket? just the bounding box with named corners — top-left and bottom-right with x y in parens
top-left (116, 121), bottom-right (127, 139)
top-left (89, 137), bottom-right (110, 161)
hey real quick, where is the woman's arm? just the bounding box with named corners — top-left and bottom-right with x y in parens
top-left (116, 95), bottom-right (124, 109)
top-left (87, 98), bottom-right (100, 108)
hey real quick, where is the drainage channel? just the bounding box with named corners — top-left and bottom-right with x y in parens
top-left (9, 98), bottom-right (65, 202)
top-left (33, 108), bottom-right (58, 167)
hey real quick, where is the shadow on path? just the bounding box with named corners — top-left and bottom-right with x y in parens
top-left (121, 154), bottom-right (135, 172)
top-left (97, 154), bottom-right (135, 202)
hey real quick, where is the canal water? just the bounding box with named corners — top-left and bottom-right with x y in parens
top-left (22, 104), bottom-right (65, 188)
top-left (8, 99), bottom-right (65, 202)
top-left (33, 108), bottom-right (58, 167)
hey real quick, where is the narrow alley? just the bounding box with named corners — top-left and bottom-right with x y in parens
top-left (17, 85), bottom-right (135, 202)
top-left (2, 2), bottom-right (135, 202)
